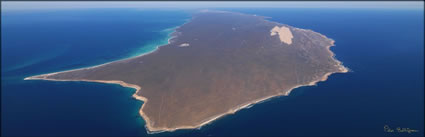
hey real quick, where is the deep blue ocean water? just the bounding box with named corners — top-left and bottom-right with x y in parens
top-left (2, 8), bottom-right (423, 136)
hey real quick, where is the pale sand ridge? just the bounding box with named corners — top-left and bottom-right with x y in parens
top-left (270, 26), bottom-right (294, 45)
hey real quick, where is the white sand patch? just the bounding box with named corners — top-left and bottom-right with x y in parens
top-left (179, 43), bottom-right (190, 47)
top-left (270, 26), bottom-right (294, 45)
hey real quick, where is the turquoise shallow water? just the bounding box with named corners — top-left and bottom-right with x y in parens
top-left (2, 8), bottom-right (424, 136)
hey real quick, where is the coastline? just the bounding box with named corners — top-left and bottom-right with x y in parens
top-left (23, 11), bottom-right (349, 134)
top-left (140, 35), bottom-right (349, 133)
top-left (24, 39), bottom-right (348, 133)
top-left (23, 23), bottom-right (186, 133)
top-left (25, 23), bottom-right (182, 81)
top-left (24, 61), bottom-right (347, 134)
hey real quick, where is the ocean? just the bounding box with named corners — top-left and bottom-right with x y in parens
top-left (1, 8), bottom-right (423, 136)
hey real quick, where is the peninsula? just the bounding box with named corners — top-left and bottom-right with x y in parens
top-left (25, 10), bottom-right (348, 133)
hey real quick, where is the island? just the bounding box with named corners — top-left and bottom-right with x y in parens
top-left (25, 10), bottom-right (348, 133)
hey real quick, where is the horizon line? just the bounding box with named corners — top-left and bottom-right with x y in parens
top-left (2, 1), bottom-right (424, 11)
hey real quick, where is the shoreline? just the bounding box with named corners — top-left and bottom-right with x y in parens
top-left (23, 10), bottom-right (349, 134)
top-left (24, 61), bottom-right (347, 134)
top-left (23, 23), bottom-right (188, 133)
top-left (24, 40), bottom-right (348, 133)
top-left (25, 24), bottom-right (183, 80)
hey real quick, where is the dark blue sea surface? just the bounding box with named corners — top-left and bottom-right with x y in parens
top-left (2, 8), bottom-right (424, 136)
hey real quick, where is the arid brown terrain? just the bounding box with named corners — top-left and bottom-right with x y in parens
top-left (25, 10), bottom-right (348, 133)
